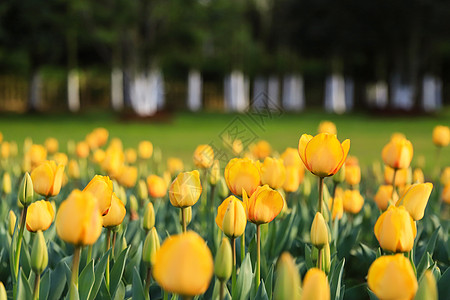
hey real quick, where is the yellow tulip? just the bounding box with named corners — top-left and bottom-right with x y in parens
top-left (283, 166), bottom-right (300, 193)
top-left (318, 120), bottom-right (337, 135)
top-left (224, 158), bottom-right (260, 197)
top-left (26, 200), bottom-right (55, 232)
top-left (382, 137), bottom-right (413, 169)
top-left (117, 165), bottom-right (138, 188)
top-left (28, 144), bottom-right (47, 168)
top-left (345, 164), bottom-right (361, 186)
top-left (76, 141), bottom-right (90, 158)
top-left (343, 189), bottom-right (364, 214)
top-left (281, 147), bottom-right (302, 167)
top-left (53, 152), bottom-right (68, 166)
top-left (153, 231), bottom-right (213, 297)
top-left (242, 185), bottom-right (284, 225)
top-left (44, 137), bottom-right (58, 154)
top-left (250, 140), bottom-right (272, 159)
top-left (367, 254), bottom-right (418, 300)
top-left (101, 146), bottom-right (125, 177)
top-left (93, 149), bottom-right (106, 165)
top-left (124, 148), bottom-right (137, 164)
top-left (232, 139), bottom-right (243, 156)
top-left (30, 160), bottom-right (65, 197)
top-left (143, 202), bottom-right (155, 231)
top-left (147, 174), bottom-right (168, 199)
top-left (273, 252), bottom-right (301, 300)
top-left (83, 175), bottom-right (114, 215)
top-left (384, 166), bottom-right (408, 186)
top-left (216, 196), bottom-right (247, 238)
top-left (327, 196), bottom-right (343, 220)
top-left (86, 127), bottom-right (109, 150)
top-left (442, 183), bottom-right (450, 204)
top-left (301, 268), bottom-right (330, 300)
top-left (310, 212), bottom-right (329, 248)
top-left (259, 157), bottom-right (286, 189)
top-left (413, 168), bottom-right (424, 183)
top-left (102, 193), bottom-right (126, 228)
top-left (193, 144), bottom-right (214, 168)
top-left (169, 171), bottom-right (202, 208)
top-left (373, 185), bottom-right (397, 210)
top-left (298, 133), bottom-right (350, 177)
top-left (2, 172), bottom-right (11, 195)
top-left (396, 183), bottom-right (433, 221)
top-left (8, 210), bottom-right (16, 236)
top-left (440, 167), bottom-right (450, 185)
top-left (138, 140), bottom-right (153, 159)
top-left (1, 141), bottom-right (10, 159)
top-left (209, 160), bottom-right (221, 185)
top-left (167, 157), bottom-right (184, 176)
top-left (374, 205), bottom-right (416, 252)
top-left (56, 190), bottom-right (102, 246)
top-left (68, 159), bottom-right (80, 179)
top-left (432, 125), bottom-right (450, 147)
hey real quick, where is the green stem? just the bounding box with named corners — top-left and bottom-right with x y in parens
top-left (219, 280), bottom-right (225, 300)
top-left (181, 208), bottom-right (187, 233)
top-left (231, 238), bottom-right (236, 294)
top-left (318, 177), bottom-right (324, 214)
top-left (69, 246), bottom-right (81, 300)
top-left (86, 245), bottom-right (93, 263)
top-left (256, 225), bottom-right (261, 291)
top-left (111, 231), bottom-right (117, 260)
top-left (33, 271), bottom-right (40, 300)
top-left (240, 234), bottom-right (245, 263)
top-left (13, 205), bottom-right (28, 299)
top-left (209, 184), bottom-right (216, 212)
top-left (144, 266), bottom-right (152, 300)
top-left (317, 247), bottom-right (323, 270)
top-left (105, 229), bottom-right (111, 290)
top-left (163, 291), bottom-right (168, 300)
top-left (408, 249), bottom-right (417, 276)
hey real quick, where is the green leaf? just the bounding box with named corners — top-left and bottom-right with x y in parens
top-left (337, 227), bottom-right (360, 259)
top-left (112, 280), bottom-right (125, 300)
top-left (88, 249), bottom-right (111, 300)
top-left (48, 261), bottom-right (68, 300)
top-left (367, 287), bottom-right (379, 300)
top-left (232, 254), bottom-right (253, 300)
top-left (132, 267), bottom-right (146, 300)
top-left (79, 260), bottom-right (95, 300)
top-left (39, 270), bottom-right (50, 300)
top-left (254, 279), bottom-right (269, 300)
top-left (17, 268), bottom-right (32, 300)
top-left (67, 283), bottom-right (80, 300)
top-left (271, 207), bottom-right (297, 258)
top-left (110, 246), bottom-right (130, 296)
top-left (416, 227), bottom-right (440, 278)
top-left (211, 278), bottom-right (231, 300)
top-left (438, 263), bottom-right (450, 300)
top-left (264, 265), bottom-right (274, 300)
top-left (304, 244), bottom-right (314, 269)
top-left (329, 257), bottom-right (345, 300)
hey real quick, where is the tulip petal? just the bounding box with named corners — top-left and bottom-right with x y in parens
top-left (298, 134), bottom-right (313, 168)
top-left (31, 162), bottom-right (54, 196)
top-left (50, 164), bottom-right (65, 196)
top-left (333, 139), bottom-right (350, 174)
top-left (215, 197), bottom-right (232, 231)
top-left (304, 133), bottom-right (343, 177)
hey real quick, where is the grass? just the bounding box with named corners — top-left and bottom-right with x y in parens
top-left (0, 108), bottom-right (449, 170)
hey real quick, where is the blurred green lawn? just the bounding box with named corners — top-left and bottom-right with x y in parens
top-left (0, 109), bottom-right (449, 170)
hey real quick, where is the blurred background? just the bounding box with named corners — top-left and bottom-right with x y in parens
top-left (1, 0), bottom-right (450, 115)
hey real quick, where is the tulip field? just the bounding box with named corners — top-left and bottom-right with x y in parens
top-left (0, 111), bottom-right (449, 300)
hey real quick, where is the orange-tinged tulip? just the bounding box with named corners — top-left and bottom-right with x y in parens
top-left (343, 189), bottom-right (364, 214)
top-left (281, 147), bottom-right (302, 168)
top-left (30, 160), bottom-right (65, 197)
top-left (367, 254), bottom-right (418, 300)
top-left (124, 148), bottom-right (137, 164)
top-left (396, 183), bottom-right (433, 221)
top-left (117, 165), bottom-right (138, 188)
top-left (101, 146), bottom-right (125, 177)
top-left (138, 140), bottom-right (153, 159)
top-left (382, 137), bottom-right (413, 169)
top-left (250, 140), bottom-right (272, 159)
top-left (442, 183), bottom-right (450, 204)
top-left (28, 144), bottom-right (47, 168)
top-left (259, 157), bottom-right (286, 189)
top-left (45, 137), bottom-right (59, 154)
top-left (216, 196), bottom-right (247, 238)
top-left (53, 152), bottom-right (68, 166)
top-left (193, 144), bottom-right (214, 168)
top-left (93, 149), bottom-right (106, 165)
top-left (153, 231), bottom-right (213, 297)
top-left (432, 125), bottom-right (450, 147)
top-left (301, 268), bottom-right (330, 300)
top-left (86, 127), bottom-right (109, 149)
top-left (225, 158), bottom-right (260, 197)
top-left (374, 205), bottom-right (416, 252)
top-left (345, 155), bottom-right (359, 166)
top-left (102, 193), bottom-right (126, 228)
top-left (243, 185), bottom-right (284, 225)
top-left (298, 133), bottom-right (350, 177)
top-left (327, 196), bottom-right (344, 220)
top-left (83, 175), bottom-right (114, 215)
top-left (167, 157), bottom-right (184, 176)
top-left (26, 200), bottom-right (54, 232)
top-left (413, 168), bottom-right (424, 183)
top-left (345, 164), bottom-right (361, 186)
top-left (76, 141), bottom-right (90, 158)
top-left (318, 120), bottom-right (337, 135)
top-left (283, 166), bottom-right (301, 193)
top-left (384, 166), bottom-right (408, 186)
top-left (169, 171), bottom-right (202, 208)
top-left (374, 185), bottom-right (397, 210)
top-left (441, 167), bottom-right (450, 185)
top-left (56, 190), bottom-right (102, 246)
top-left (147, 174), bottom-right (168, 199)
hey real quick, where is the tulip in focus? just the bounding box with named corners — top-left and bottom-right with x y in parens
top-left (373, 185), bottom-right (397, 210)
top-left (83, 175), bottom-right (114, 215)
top-left (153, 231), bottom-right (213, 297)
top-left (273, 252), bottom-right (301, 300)
top-left (169, 170), bottom-right (202, 208)
top-left (343, 189), bottom-right (364, 214)
top-left (382, 137), bottom-right (413, 169)
top-left (301, 268), bottom-right (330, 300)
top-left (138, 140), bottom-right (153, 159)
top-left (102, 193), bottom-right (126, 228)
top-left (396, 182), bottom-right (433, 220)
top-left (31, 160), bottom-right (65, 197)
top-left (243, 185), bottom-right (284, 225)
top-left (432, 125), bottom-right (450, 147)
top-left (18, 172), bottom-right (34, 207)
top-left (193, 144), bottom-right (214, 168)
top-left (374, 205), bottom-right (416, 252)
top-left (214, 238), bottom-right (232, 282)
top-left (225, 158), bottom-right (260, 197)
top-left (310, 212), bottom-right (329, 248)
top-left (367, 254), bottom-right (417, 300)
top-left (216, 196), bottom-right (247, 238)
top-left (26, 200), bottom-right (54, 232)
top-left (31, 230), bottom-right (48, 275)
top-left (142, 227), bottom-right (160, 265)
top-left (147, 175), bottom-right (168, 199)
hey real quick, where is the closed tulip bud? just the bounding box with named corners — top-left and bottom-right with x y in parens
top-left (2, 172), bottom-right (11, 195)
top-left (214, 238), bottom-right (232, 282)
top-left (0, 282), bottom-right (5, 300)
top-left (209, 160), bottom-right (220, 185)
top-left (374, 205), bottom-right (416, 252)
top-left (193, 144), bottom-right (214, 169)
top-left (345, 164), bottom-right (361, 186)
top-left (216, 196), bottom-right (246, 238)
top-left (374, 185), bottom-right (397, 210)
top-left (142, 227), bottom-right (160, 265)
top-left (301, 268), bottom-right (330, 300)
top-left (343, 189), bottom-right (364, 214)
top-left (382, 137), bottom-right (413, 169)
top-left (413, 168), bottom-right (424, 183)
top-left (273, 252), bottom-right (301, 300)
top-left (217, 177), bottom-right (229, 198)
top-left (117, 165), bottom-right (138, 188)
top-left (45, 137), bottom-right (58, 154)
top-left (367, 254), bottom-right (418, 300)
top-left (318, 120), bottom-right (337, 135)
top-left (415, 270), bottom-right (438, 300)
top-left (8, 210), bottom-right (16, 236)
top-left (243, 185), bottom-right (284, 225)
top-left (31, 230), bottom-right (48, 275)
top-left (396, 182), bottom-right (433, 221)
top-left (31, 160), bottom-right (65, 197)
top-left (147, 175), bottom-right (168, 199)
top-left (179, 206), bottom-right (192, 226)
top-left (129, 194), bottom-right (138, 213)
top-left (83, 175), bottom-right (113, 215)
top-left (259, 157), bottom-right (286, 189)
top-left (167, 157), bottom-right (184, 176)
top-left (68, 160), bottom-right (80, 179)
top-left (124, 148), bottom-right (137, 164)
top-left (143, 202), bottom-right (155, 231)
top-left (18, 172), bottom-right (34, 206)
top-left (153, 231), bottom-right (213, 297)
top-left (137, 179), bottom-right (148, 201)
top-left (102, 193), bottom-right (126, 228)
top-left (26, 200), bottom-right (54, 232)
top-left (440, 167), bottom-right (450, 185)
top-left (323, 243), bottom-right (331, 274)
top-left (225, 158), bottom-right (261, 197)
top-left (250, 140), bottom-right (272, 160)
top-left (138, 141), bottom-right (153, 159)
top-left (432, 125), bottom-right (450, 147)
top-left (169, 170), bottom-right (202, 208)
top-left (76, 141), bottom-right (90, 158)
top-left (310, 212), bottom-right (329, 248)
top-left (283, 166), bottom-right (300, 193)
top-left (298, 133), bottom-right (350, 178)
top-left (442, 183), bottom-right (450, 204)
top-left (56, 190), bottom-right (102, 246)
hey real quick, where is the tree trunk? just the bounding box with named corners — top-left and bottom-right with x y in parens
top-left (67, 69), bottom-right (80, 112)
top-left (187, 69), bottom-right (202, 112)
top-left (28, 69), bottom-right (42, 112)
top-left (111, 68), bottom-right (124, 111)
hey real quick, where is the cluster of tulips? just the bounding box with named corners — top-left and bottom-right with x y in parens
top-left (0, 122), bottom-right (449, 300)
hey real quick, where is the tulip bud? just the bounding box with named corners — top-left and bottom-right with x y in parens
top-left (413, 168), bottom-right (424, 183)
top-left (216, 196), bottom-right (246, 238)
top-left (129, 195), bottom-right (138, 213)
top-left (0, 282), bottom-right (6, 300)
top-left (432, 125), bottom-right (450, 147)
top-left (26, 200), bottom-right (54, 232)
top-left (322, 243), bottom-right (331, 274)
top-left (214, 238), bottom-right (232, 282)
top-left (209, 160), bottom-right (220, 186)
top-left (31, 231), bottom-right (48, 275)
top-left (142, 227), bottom-right (160, 265)
top-left (217, 177), bottom-right (229, 199)
top-left (179, 206), bottom-right (192, 227)
top-left (121, 236), bottom-right (128, 252)
top-left (116, 185), bottom-right (127, 207)
top-left (2, 172), bottom-right (11, 195)
top-left (143, 202), bottom-right (155, 231)
top-left (193, 144), bottom-right (214, 169)
top-left (396, 183), bottom-right (433, 221)
top-left (18, 172), bottom-right (34, 207)
top-left (301, 268), bottom-right (330, 300)
top-left (273, 252), bottom-right (301, 300)
top-left (415, 270), bottom-right (437, 300)
top-left (318, 120), bottom-right (337, 135)
top-left (8, 210), bottom-right (16, 236)
top-left (310, 212), bottom-right (329, 248)
top-left (137, 179), bottom-right (148, 201)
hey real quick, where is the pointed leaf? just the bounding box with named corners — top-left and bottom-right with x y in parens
top-left (110, 246), bottom-right (130, 296)
top-left (79, 260), bottom-right (95, 300)
top-left (132, 267), bottom-right (146, 300)
top-left (232, 254), bottom-right (253, 300)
